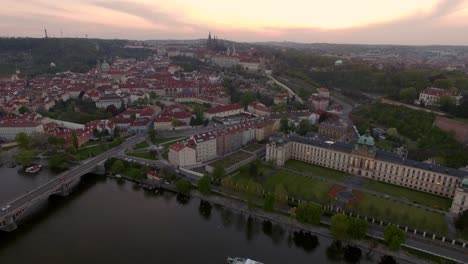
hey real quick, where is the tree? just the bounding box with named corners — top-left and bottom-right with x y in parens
top-left (175, 179), bottom-right (191, 194)
top-left (439, 95), bottom-right (456, 112)
top-left (274, 184), bottom-right (288, 208)
top-left (330, 214), bottom-right (350, 241)
top-left (148, 129), bottom-right (157, 143)
top-left (212, 164), bottom-right (225, 182)
top-left (399, 87), bottom-right (417, 103)
top-left (348, 217), bottom-right (368, 240)
top-left (296, 119), bottom-right (311, 136)
top-left (279, 118), bottom-right (290, 133)
top-left (343, 245), bottom-right (362, 263)
top-left (18, 105), bottom-right (30, 114)
top-left (111, 160), bottom-right (125, 174)
top-left (15, 132), bottom-right (32, 150)
top-left (71, 130), bottom-right (79, 150)
top-left (49, 152), bottom-right (74, 172)
top-left (378, 255), bottom-right (397, 264)
top-left (326, 240), bottom-right (343, 261)
top-left (296, 202), bottom-right (323, 225)
top-left (263, 193), bottom-right (275, 211)
top-left (249, 162), bottom-right (259, 179)
top-left (454, 210), bottom-right (468, 239)
top-left (384, 225), bottom-right (406, 250)
top-left (198, 175), bottom-right (212, 195)
top-left (15, 150), bottom-right (36, 167)
top-left (240, 92), bottom-right (255, 106)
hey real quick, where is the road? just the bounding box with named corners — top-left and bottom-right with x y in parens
top-left (0, 134), bottom-right (145, 222)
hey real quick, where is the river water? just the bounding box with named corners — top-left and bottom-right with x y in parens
top-left (0, 168), bottom-right (381, 264)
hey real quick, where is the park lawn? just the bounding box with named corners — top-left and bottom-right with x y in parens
top-left (264, 170), bottom-right (333, 203)
top-left (365, 180), bottom-right (452, 211)
top-left (134, 141), bottom-right (150, 150)
top-left (284, 160), bottom-right (347, 182)
top-left (127, 151), bottom-right (156, 160)
top-left (346, 193), bottom-right (448, 234)
top-left (75, 138), bottom-right (123, 160)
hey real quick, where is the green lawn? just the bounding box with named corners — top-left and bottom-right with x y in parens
top-left (242, 143), bottom-right (265, 153)
top-left (75, 138), bottom-right (123, 160)
top-left (126, 151), bottom-right (156, 160)
top-left (264, 170), bottom-right (333, 203)
top-left (346, 193), bottom-right (448, 234)
top-left (284, 160), bottom-right (347, 182)
top-left (365, 180), bottom-right (452, 211)
top-left (134, 141), bottom-right (150, 150)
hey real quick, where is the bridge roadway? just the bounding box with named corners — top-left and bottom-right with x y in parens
top-left (0, 134), bottom-right (145, 231)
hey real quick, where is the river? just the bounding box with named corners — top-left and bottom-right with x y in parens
top-left (0, 169), bottom-right (381, 264)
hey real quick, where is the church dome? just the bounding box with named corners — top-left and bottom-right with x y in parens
top-left (357, 130), bottom-right (375, 146)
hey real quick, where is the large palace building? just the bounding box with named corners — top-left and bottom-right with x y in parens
top-left (266, 132), bottom-right (468, 214)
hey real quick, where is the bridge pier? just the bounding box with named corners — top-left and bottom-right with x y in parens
top-left (1, 216), bottom-right (18, 232)
top-left (57, 184), bottom-right (70, 196)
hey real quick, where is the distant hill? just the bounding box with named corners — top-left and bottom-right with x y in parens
top-left (0, 38), bottom-right (152, 76)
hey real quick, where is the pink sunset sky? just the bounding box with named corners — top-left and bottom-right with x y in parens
top-left (1, 0), bottom-right (468, 45)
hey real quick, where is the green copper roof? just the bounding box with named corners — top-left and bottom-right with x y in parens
top-left (357, 130), bottom-right (375, 146)
top-left (462, 178), bottom-right (468, 188)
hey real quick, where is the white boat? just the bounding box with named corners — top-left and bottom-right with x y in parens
top-left (25, 165), bottom-right (42, 173)
top-left (227, 257), bottom-right (264, 264)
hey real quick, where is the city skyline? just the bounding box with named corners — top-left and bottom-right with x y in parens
top-left (1, 0), bottom-right (468, 45)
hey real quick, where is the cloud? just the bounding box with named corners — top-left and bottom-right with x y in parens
top-left (428, 0), bottom-right (466, 18)
top-left (92, 0), bottom-right (199, 30)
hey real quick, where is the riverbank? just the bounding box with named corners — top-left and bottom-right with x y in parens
top-left (110, 174), bottom-right (466, 264)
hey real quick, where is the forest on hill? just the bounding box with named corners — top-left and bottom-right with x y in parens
top-left (0, 38), bottom-right (152, 76)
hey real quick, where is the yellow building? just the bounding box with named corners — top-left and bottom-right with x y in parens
top-left (266, 132), bottom-right (468, 210)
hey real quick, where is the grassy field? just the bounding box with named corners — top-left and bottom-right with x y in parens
top-left (346, 193), bottom-right (448, 234)
top-left (284, 160), bottom-right (347, 182)
top-left (134, 141), bottom-right (150, 150)
top-left (126, 151), bottom-right (156, 160)
top-left (365, 180), bottom-right (452, 211)
top-left (264, 170), bottom-right (333, 203)
top-left (75, 138), bottom-right (122, 160)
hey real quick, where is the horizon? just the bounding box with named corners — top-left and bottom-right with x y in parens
top-left (1, 0), bottom-right (468, 45)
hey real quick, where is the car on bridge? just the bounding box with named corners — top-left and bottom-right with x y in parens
top-left (1, 204), bottom-right (11, 211)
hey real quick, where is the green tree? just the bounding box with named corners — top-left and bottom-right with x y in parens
top-left (15, 132), bottom-right (32, 150)
top-left (15, 150), bottom-right (36, 167)
top-left (71, 130), bottom-right (79, 150)
top-left (348, 217), bottom-right (368, 240)
top-left (111, 160), bottom-right (125, 174)
top-left (296, 119), bottom-right (312, 136)
top-left (384, 225), bottom-right (406, 250)
top-left (279, 118), bottom-right (290, 133)
top-left (249, 162), bottom-right (259, 179)
top-left (240, 92), bottom-right (255, 106)
top-left (274, 184), bottom-right (288, 208)
top-left (212, 164), bottom-right (225, 181)
top-left (296, 202), bottom-right (323, 225)
top-left (438, 95), bottom-right (456, 112)
top-left (175, 179), bottom-right (191, 194)
top-left (330, 214), bottom-right (350, 241)
top-left (399, 87), bottom-right (417, 103)
top-left (433, 78), bottom-right (454, 89)
top-left (49, 152), bottom-right (74, 172)
top-left (263, 193), bottom-right (275, 211)
top-left (198, 175), bottom-right (212, 195)
top-left (148, 129), bottom-right (157, 143)
top-left (18, 105), bottom-right (30, 114)
top-left (454, 210), bottom-right (468, 239)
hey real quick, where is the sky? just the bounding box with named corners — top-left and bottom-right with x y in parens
top-left (1, 0), bottom-right (468, 45)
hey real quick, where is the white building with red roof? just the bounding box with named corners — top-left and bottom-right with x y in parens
top-left (205, 104), bottom-right (242, 119)
top-left (418, 87), bottom-right (462, 106)
top-left (168, 141), bottom-right (197, 167)
top-left (0, 119), bottom-right (44, 140)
